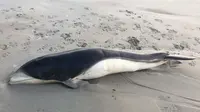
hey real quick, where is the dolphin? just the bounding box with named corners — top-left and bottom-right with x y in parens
top-left (7, 48), bottom-right (196, 89)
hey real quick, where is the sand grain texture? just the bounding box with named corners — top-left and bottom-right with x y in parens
top-left (0, 0), bottom-right (200, 112)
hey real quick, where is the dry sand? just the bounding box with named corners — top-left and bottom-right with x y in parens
top-left (1, 0), bottom-right (200, 112)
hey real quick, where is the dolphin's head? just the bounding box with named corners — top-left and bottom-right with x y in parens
top-left (8, 57), bottom-right (59, 85)
top-left (8, 70), bottom-right (58, 85)
top-left (8, 70), bottom-right (45, 84)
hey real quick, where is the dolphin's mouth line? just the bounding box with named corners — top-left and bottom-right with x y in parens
top-left (8, 71), bottom-right (59, 85)
top-left (8, 79), bottom-right (37, 85)
top-left (9, 78), bottom-right (59, 85)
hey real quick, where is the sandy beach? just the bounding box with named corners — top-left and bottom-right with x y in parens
top-left (0, 0), bottom-right (200, 111)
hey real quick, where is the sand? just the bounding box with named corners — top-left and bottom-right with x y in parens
top-left (0, 0), bottom-right (200, 112)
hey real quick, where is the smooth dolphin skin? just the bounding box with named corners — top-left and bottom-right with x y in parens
top-left (8, 48), bottom-right (196, 89)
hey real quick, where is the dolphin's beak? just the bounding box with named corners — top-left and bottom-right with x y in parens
top-left (8, 71), bottom-right (58, 85)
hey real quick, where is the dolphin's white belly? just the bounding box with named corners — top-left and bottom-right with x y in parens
top-left (74, 58), bottom-right (166, 80)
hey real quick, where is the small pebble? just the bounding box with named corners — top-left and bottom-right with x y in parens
top-left (0, 44), bottom-right (8, 50)
top-left (60, 33), bottom-right (71, 40)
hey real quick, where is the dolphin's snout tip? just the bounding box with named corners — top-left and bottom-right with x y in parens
top-left (8, 78), bottom-right (12, 85)
top-left (8, 76), bottom-right (18, 85)
top-left (7, 71), bottom-right (33, 85)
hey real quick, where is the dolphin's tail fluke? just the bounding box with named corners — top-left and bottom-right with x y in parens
top-left (164, 54), bottom-right (196, 60)
top-left (160, 54), bottom-right (197, 68)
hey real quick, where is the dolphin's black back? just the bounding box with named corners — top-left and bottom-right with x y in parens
top-left (20, 48), bottom-right (168, 81)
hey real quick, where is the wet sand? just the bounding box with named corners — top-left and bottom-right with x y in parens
top-left (1, 0), bottom-right (200, 112)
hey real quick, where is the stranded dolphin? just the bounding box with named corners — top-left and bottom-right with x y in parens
top-left (8, 48), bottom-right (196, 89)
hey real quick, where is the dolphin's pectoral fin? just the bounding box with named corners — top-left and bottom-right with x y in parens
top-left (62, 78), bottom-right (89, 89)
top-left (62, 79), bottom-right (79, 89)
top-left (85, 78), bottom-right (100, 84)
